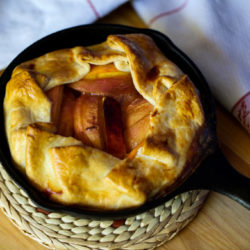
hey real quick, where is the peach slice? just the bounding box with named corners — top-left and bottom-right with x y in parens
top-left (58, 88), bottom-right (76, 137)
top-left (124, 98), bottom-right (154, 128)
top-left (73, 94), bottom-right (104, 149)
top-left (46, 85), bottom-right (64, 127)
top-left (123, 97), bottom-right (154, 151)
top-left (68, 75), bottom-right (137, 101)
top-left (84, 63), bottom-right (128, 80)
top-left (103, 97), bottom-right (126, 159)
top-left (124, 116), bottom-right (151, 152)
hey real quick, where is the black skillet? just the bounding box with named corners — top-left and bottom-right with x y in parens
top-left (0, 24), bottom-right (249, 219)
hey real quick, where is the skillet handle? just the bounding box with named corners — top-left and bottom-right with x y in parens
top-left (182, 149), bottom-right (250, 209)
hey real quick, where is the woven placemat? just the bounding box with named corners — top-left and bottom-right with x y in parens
top-left (0, 163), bottom-right (209, 250)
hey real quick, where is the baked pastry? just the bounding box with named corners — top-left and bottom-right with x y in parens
top-left (4, 34), bottom-right (205, 210)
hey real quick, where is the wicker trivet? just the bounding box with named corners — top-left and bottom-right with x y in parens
top-left (0, 163), bottom-right (209, 250)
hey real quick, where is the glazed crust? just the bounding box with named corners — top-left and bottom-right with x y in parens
top-left (4, 34), bottom-right (205, 209)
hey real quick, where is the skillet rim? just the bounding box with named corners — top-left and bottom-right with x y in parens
top-left (0, 23), bottom-right (216, 219)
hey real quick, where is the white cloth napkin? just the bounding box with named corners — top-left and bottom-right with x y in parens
top-left (1, 0), bottom-right (249, 133)
top-left (132, 0), bottom-right (250, 133)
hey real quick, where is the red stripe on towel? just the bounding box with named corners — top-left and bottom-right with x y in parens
top-left (231, 92), bottom-right (250, 133)
top-left (148, 0), bottom-right (189, 27)
top-left (87, 0), bottom-right (100, 19)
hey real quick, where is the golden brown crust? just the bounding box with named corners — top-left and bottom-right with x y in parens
top-left (4, 70), bottom-right (51, 172)
top-left (4, 34), bottom-right (205, 210)
top-left (19, 48), bottom-right (90, 91)
top-left (50, 145), bottom-right (145, 209)
top-left (142, 76), bottom-right (204, 170)
top-left (76, 43), bottom-right (127, 67)
top-left (107, 34), bottom-right (183, 104)
top-left (25, 124), bottom-right (82, 192)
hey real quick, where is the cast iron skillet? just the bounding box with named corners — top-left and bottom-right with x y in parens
top-left (0, 24), bottom-right (249, 219)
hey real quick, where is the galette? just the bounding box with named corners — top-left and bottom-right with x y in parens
top-left (4, 34), bottom-right (205, 209)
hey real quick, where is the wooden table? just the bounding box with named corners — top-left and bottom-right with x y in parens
top-left (0, 3), bottom-right (249, 250)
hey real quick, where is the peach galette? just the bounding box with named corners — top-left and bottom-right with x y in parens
top-left (4, 34), bottom-right (204, 209)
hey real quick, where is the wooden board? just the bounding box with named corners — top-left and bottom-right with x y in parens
top-left (0, 3), bottom-right (249, 250)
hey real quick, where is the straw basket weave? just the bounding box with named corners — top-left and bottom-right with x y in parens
top-left (0, 163), bottom-right (209, 250)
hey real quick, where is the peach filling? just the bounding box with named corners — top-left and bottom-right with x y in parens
top-left (46, 63), bottom-right (154, 159)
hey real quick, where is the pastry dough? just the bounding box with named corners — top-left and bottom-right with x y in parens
top-left (4, 34), bottom-right (205, 210)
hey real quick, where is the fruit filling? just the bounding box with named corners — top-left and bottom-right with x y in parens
top-left (46, 63), bottom-right (154, 159)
